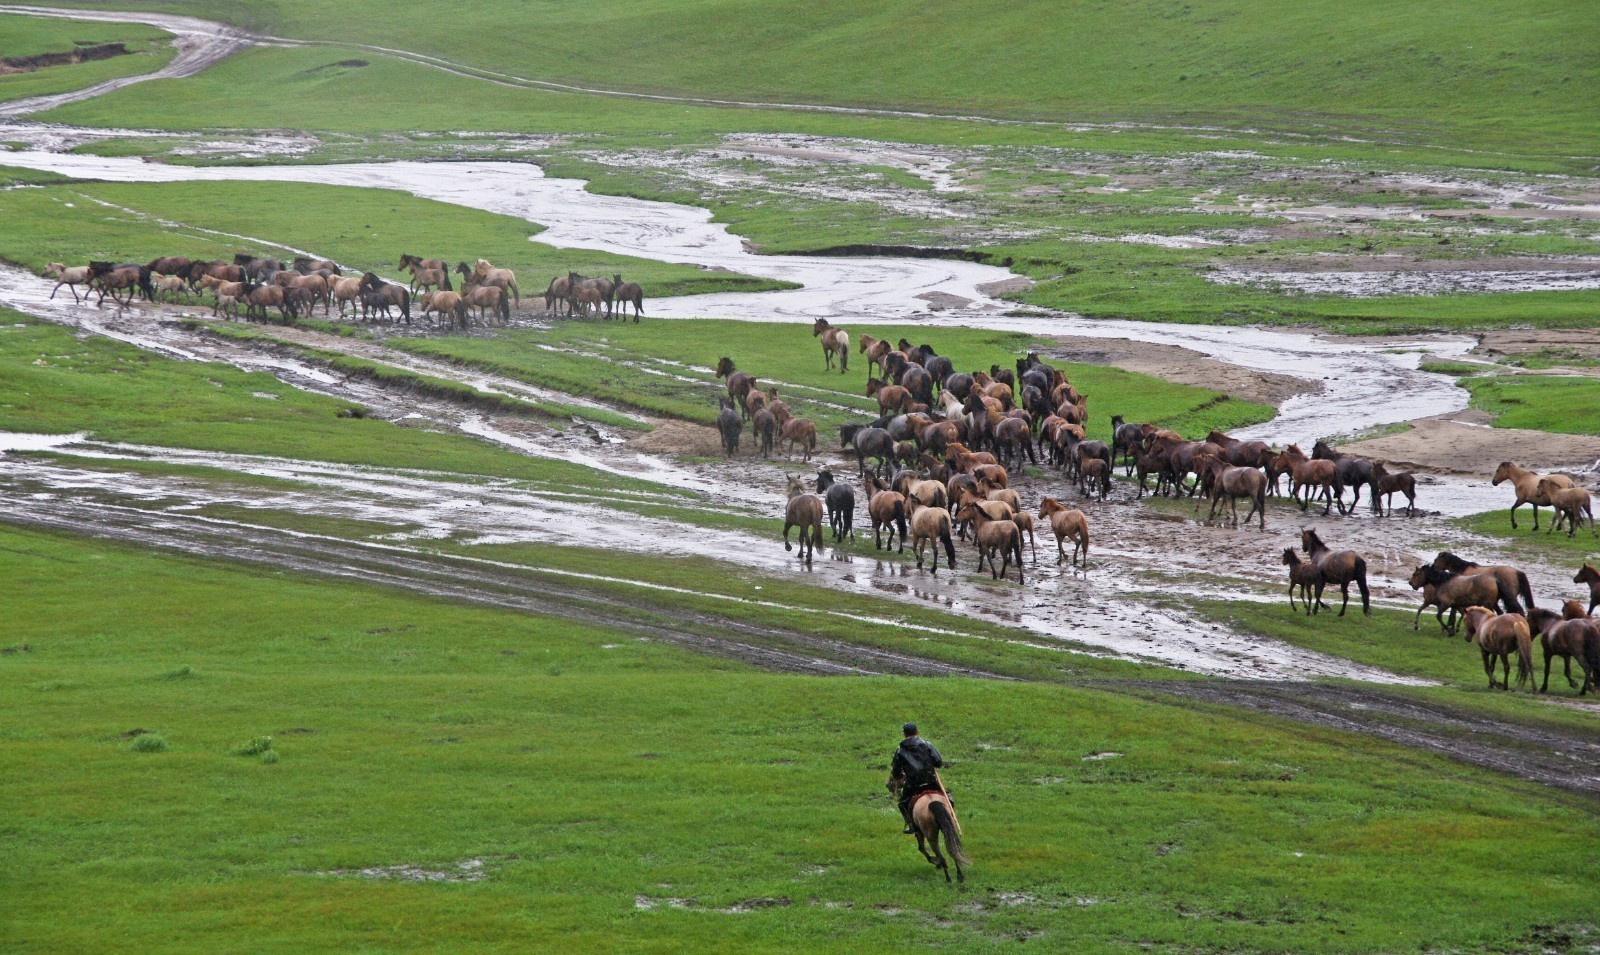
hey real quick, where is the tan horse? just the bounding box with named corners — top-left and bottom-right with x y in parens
top-left (782, 475), bottom-right (825, 565)
top-left (859, 334), bottom-right (892, 378)
top-left (1544, 482), bottom-right (1595, 538)
top-left (887, 771), bottom-right (966, 884)
top-left (1461, 606), bottom-right (1533, 691)
top-left (781, 418), bottom-right (817, 462)
top-left (905, 499), bottom-right (956, 572)
top-left (45, 263), bottom-right (93, 302)
top-left (811, 318), bottom-right (849, 373)
top-left (472, 259), bottom-right (520, 304)
top-left (958, 501), bottom-right (1024, 584)
top-left (1038, 498), bottom-right (1089, 568)
top-left (461, 282), bottom-right (509, 325)
top-left (1492, 462), bottom-right (1574, 531)
top-left (420, 290), bottom-right (468, 330)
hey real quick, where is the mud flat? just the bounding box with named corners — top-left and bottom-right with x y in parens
top-left (1341, 411), bottom-right (1600, 476)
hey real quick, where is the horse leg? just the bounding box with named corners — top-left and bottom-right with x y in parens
top-left (1289, 584), bottom-right (1299, 613)
top-left (1337, 581), bottom-right (1351, 617)
top-left (1482, 650), bottom-right (1496, 689)
top-left (1541, 649), bottom-right (1553, 693)
top-left (1500, 652), bottom-right (1511, 690)
top-left (783, 521), bottom-right (794, 552)
top-left (1564, 654), bottom-right (1577, 689)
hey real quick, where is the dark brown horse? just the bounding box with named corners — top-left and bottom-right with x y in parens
top-left (1576, 564), bottom-right (1600, 615)
top-left (1369, 462), bottom-right (1417, 517)
top-left (1431, 552), bottom-right (1532, 615)
top-left (357, 272), bottom-right (411, 323)
top-left (145, 255), bottom-right (192, 276)
top-left (612, 274), bottom-right (643, 321)
top-left (1283, 548), bottom-right (1325, 615)
top-left (1530, 611), bottom-right (1599, 694)
top-left (1409, 564), bottom-right (1500, 634)
top-left (88, 261), bottom-right (152, 306)
top-left (715, 358), bottom-right (757, 417)
top-left (1300, 529), bottom-right (1370, 616)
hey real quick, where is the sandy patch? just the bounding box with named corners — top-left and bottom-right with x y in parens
top-left (1339, 413), bottom-right (1600, 476)
top-left (1476, 328), bottom-right (1600, 365)
top-left (1042, 336), bottom-right (1319, 408)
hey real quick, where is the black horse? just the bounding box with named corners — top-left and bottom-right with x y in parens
top-left (816, 469), bottom-right (856, 542)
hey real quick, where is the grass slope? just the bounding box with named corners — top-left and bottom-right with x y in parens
top-left (33, 0), bottom-right (1600, 159)
top-left (4, 523), bottom-right (1600, 953)
top-left (0, 311), bottom-right (658, 491)
top-left (0, 13), bottom-right (173, 103)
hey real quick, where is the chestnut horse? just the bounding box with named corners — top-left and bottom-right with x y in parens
top-left (1038, 498), bottom-right (1089, 568)
top-left (1461, 606), bottom-right (1533, 691)
top-left (959, 501), bottom-right (1024, 583)
top-left (1409, 564), bottom-right (1500, 634)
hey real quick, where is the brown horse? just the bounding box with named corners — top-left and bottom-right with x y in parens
top-left (887, 771), bottom-right (966, 884)
top-left (1430, 552), bottom-right (1534, 615)
top-left (1038, 498), bottom-right (1089, 568)
top-left (1461, 606), bottom-right (1533, 691)
top-left (473, 259), bottom-right (520, 304)
top-left (781, 418), bottom-right (817, 462)
top-left (1536, 616), bottom-right (1599, 694)
top-left (1274, 446), bottom-right (1339, 515)
top-left (401, 260), bottom-right (452, 294)
top-left (460, 281), bottom-right (509, 325)
top-left (783, 475), bottom-right (825, 565)
top-left (420, 290), bottom-right (469, 330)
top-left (905, 499), bottom-right (957, 572)
top-left (358, 272), bottom-right (411, 323)
top-left (185, 259), bottom-right (244, 289)
top-left (87, 261), bottom-right (151, 306)
top-left (1369, 462), bottom-right (1417, 517)
top-left (1409, 564), bottom-right (1500, 634)
top-left (612, 274), bottom-right (643, 321)
top-left (811, 318), bottom-right (850, 373)
top-left (1492, 462), bottom-right (1574, 531)
top-left (859, 334), bottom-right (892, 379)
top-left (398, 253), bottom-right (447, 273)
top-left (1576, 564), bottom-right (1600, 615)
top-left (867, 378), bottom-right (911, 415)
top-left (959, 502), bottom-right (1024, 583)
top-left (715, 358), bottom-right (757, 417)
top-left (1205, 463), bottom-right (1268, 529)
top-left (864, 473), bottom-right (908, 551)
top-left (1544, 482), bottom-right (1595, 538)
top-left (1283, 548), bottom-right (1325, 616)
top-left (1300, 529), bottom-right (1370, 616)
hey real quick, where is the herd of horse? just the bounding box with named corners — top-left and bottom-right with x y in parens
top-left (722, 324), bottom-right (1600, 697)
top-left (43, 254), bottom-right (645, 330)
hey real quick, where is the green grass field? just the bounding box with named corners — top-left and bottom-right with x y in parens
top-left (5, 523), bottom-right (1600, 954)
top-left (0, 13), bottom-right (173, 103)
top-left (1461, 374), bottom-right (1600, 435)
top-left (34, 0), bottom-right (1600, 162)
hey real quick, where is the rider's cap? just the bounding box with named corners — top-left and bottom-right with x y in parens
top-left (903, 722), bottom-right (918, 735)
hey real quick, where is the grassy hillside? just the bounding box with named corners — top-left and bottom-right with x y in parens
top-left (5, 523), bottom-right (1600, 953)
top-left (34, 0), bottom-right (1600, 157)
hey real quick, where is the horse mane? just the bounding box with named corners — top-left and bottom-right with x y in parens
top-left (1434, 551), bottom-right (1476, 573)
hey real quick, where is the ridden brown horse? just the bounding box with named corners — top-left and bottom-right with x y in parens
top-left (812, 318), bottom-right (850, 374)
top-left (887, 771), bottom-right (966, 884)
top-left (1576, 564), bottom-right (1600, 615)
top-left (1461, 606), bottom-right (1533, 691)
top-left (1038, 498), bottom-right (1089, 568)
top-left (905, 499), bottom-right (957, 572)
top-left (715, 358), bottom-right (758, 417)
top-left (1300, 529), bottom-right (1370, 616)
top-left (1283, 548), bottom-right (1325, 616)
top-left (1492, 462), bottom-right (1574, 531)
top-left (612, 275), bottom-right (643, 321)
top-left (1409, 564), bottom-right (1500, 634)
top-left (783, 475), bottom-right (825, 565)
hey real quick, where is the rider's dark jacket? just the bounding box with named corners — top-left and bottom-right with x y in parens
top-left (892, 735), bottom-right (943, 803)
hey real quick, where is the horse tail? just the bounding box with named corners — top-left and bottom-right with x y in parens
top-left (929, 801), bottom-right (967, 867)
top-left (499, 292), bottom-right (511, 323)
top-left (509, 281), bottom-right (520, 305)
top-left (840, 338), bottom-right (848, 373)
top-left (400, 287), bottom-right (411, 322)
top-left (442, 270), bottom-right (452, 291)
top-left (138, 266), bottom-right (154, 300)
top-left (1355, 557), bottom-right (1371, 614)
top-left (939, 515), bottom-right (955, 567)
top-left (1515, 630), bottom-right (1534, 689)
top-left (1518, 571), bottom-right (1535, 610)
top-left (893, 499), bottom-right (907, 543)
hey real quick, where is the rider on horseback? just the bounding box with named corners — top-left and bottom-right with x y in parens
top-left (890, 722), bottom-right (944, 834)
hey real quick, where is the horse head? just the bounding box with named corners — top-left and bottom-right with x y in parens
top-left (1491, 462), bottom-right (1515, 485)
top-left (1576, 564), bottom-right (1600, 585)
top-left (816, 469), bottom-right (835, 492)
top-left (1300, 528), bottom-right (1322, 554)
top-left (1432, 551), bottom-right (1472, 573)
top-left (785, 475), bottom-right (806, 499)
top-left (1283, 548), bottom-right (1302, 567)
top-left (715, 357), bottom-right (734, 378)
top-left (233, 253), bottom-right (253, 266)
top-left (812, 318), bottom-right (830, 336)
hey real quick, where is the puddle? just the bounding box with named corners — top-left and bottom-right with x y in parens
top-left (0, 430), bottom-right (87, 453)
top-left (1207, 266), bottom-right (1600, 297)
